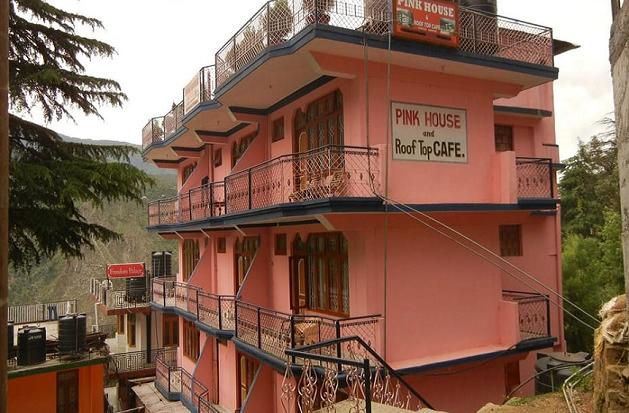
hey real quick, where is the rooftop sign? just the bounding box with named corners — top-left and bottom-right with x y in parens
top-left (393, 0), bottom-right (460, 48)
top-left (106, 262), bottom-right (146, 279)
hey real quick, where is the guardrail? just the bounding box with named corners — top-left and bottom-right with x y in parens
top-left (152, 277), bottom-right (176, 308)
top-left (516, 157), bottom-right (555, 199)
top-left (155, 349), bottom-right (208, 413)
top-left (8, 299), bottom-right (77, 324)
top-left (147, 145), bottom-right (379, 227)
top-left (108, 347), bottom-right (173, 376)
top-left (90, 278), bottom-right (150, 311)
top-left (503, 290), bottom-right (551, 340)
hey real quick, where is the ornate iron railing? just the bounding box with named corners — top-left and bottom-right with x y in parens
top-left (503, 290), bottom-right (551, 340)
top-left (108, 347), bottom-right (173, 376)
top-left (155, 350), bottom-right (208, 412)
top-left (152, 277), bottom-right (176, 308)
top-left (283, 336), bottom-right (434, 412)
top-left (235, 300), bottom-right (382, 361)
top-left (215, 0), bottom-right (553, 87)
top-left (147, 145), bottom-right (379, 226)
top-left (8, 299), bottom-right (77, 324)
top-left (516, 157), bottom-right (555, 199)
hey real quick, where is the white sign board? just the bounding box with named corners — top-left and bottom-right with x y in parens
top-left (184, 73), bottom-right (201, 115)
top-left (391, 102), bottom-right (467, 163)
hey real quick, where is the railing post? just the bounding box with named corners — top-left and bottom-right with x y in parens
top-left (548, 159), bottom-right (554, 198)
top-left (209, 183), bottom-right (214, 218)
top-left (363, 358), bottom-right (372, 413)
top-left (188, 190), bottom-right (193, 221)
top-left (290, 315), bottom-right (296, 363)
top-left (545, 294), bottom-right (551, 337)
top-left (234, 301), bottom-right (239, 338)
top-left (196, 289), bottom-right (200, 321)
top-left (157, 200), bottom-right (161, 225)
top-left (218, 296), bottom-right (223, 329)
top-left (257, 307), bottom-right (262, 349)
top-left (266, 2), bottom-right (271, 46)
top-left (224, 180), bottom-right (228, 214)
top-left (248, 169), bottom-right (253, 210)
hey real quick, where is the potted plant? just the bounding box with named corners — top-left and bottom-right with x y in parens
top-left (303, 0), bottom-right (334, 25)
top-left (264, 0), bottom-right (294, 45)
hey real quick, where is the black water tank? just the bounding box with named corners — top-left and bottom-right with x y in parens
top-left (459, 0), bottom-right (497, 14)
top-left (58, 313), bottom-right (87, 355)
top-left (7, 321), bottom-right (14, 359)
top-left (17, 326), bottom-right (46, 365)
top-left (152, 251), bottom-right (172, 277)
top-left (535, 352), bottom-right (589, 394)
top-left (126, 277), bottom-right (147, 302)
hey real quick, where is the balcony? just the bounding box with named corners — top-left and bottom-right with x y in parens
top-left (90, 278), bottom-right (150, 314)
top-left (503, 290), bottom-right (552, 341)
top-left (234, 301), bottom-right (382, 363)
top-left (143, 1), bottom-right (554, 153)
top-left (155, 350), bottom-right (209, 413)
top-left (142, 66), bottom-right (215, 151)
top-left (7, 300), bottom-right (77, 324)
top-left (147, 145), bottom-right (379, 227)
top-left (516, 157), bottom-right (555, 200)
top-left (107, 348), bottom-right (171, 378)
top-left (151, 279), bottom-right (236, 335)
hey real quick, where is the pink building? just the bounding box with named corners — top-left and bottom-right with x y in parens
top-left (138, 1), bottom-right (572, 412)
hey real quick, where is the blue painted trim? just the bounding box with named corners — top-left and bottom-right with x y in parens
top-left (215, 24), bottom-right (557, 98)
top-left (396, 337), bottom-right (556, 376)
top-left (172, 145), bottom-right (205, 153)
top-left (155, 379), bottom-right (181, 401)
top-left (148, 198), bottom-right (558, 233)
top-left (494, 105), bottom-right (553, 118)
top-left (230, 76), bottom-right (335, 116)
top-left (232, 338), bottom-right (287, 373)
top-left (182, 396), bottom-right (199, 413)
top-left (194, 320), bottom-right (234, 341)
top-left (149, 302), bottom-right (177, 314)
top-left (150, 302), bottom-right (235, 340)
top-left (182, 101), bottom-right (222, 126)
top-left (196, 122), bottom-right (249, 139)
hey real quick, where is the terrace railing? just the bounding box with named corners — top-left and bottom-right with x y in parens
top-left (152, 277), bottom-right (176, 308)
top-left (215, 0), bottom-right (554, 87)
top-left (235, 300), bottom-right (382, 361)
top-left (90, 278), bottom-right (150, 311)
top-left (503, 290), bottom-right (551, 341)
top-left (147, 145), bottom-right (379, 226)
top-left (8, 300), bottom-right (77, 324)
top-left (516, 157), bottom-right (555, 200)
top-left (156, 350), bottom-right (209, 412)
top-left (108, 347), bottom-right (172, 376)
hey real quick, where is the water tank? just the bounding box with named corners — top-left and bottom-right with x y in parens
top-left (535, 352), bottom-right (589, 394)
top-left (17, 326), bottom-right (46, 366)
top-left (58, 313), bottom-right (87, 355)
top-left (126, 277), bottom-right (147, 302)
top-left (459, 0), bottom-right (497, 14)
top-left (7, 321), bottom-right (14, 359)
top-left (152, 251), bottom-right (172, 277)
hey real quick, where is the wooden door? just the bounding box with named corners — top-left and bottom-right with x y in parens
top-left (290, 256), bottom-right (309, 313)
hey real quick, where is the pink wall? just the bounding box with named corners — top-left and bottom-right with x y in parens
top-left (241, 365), bottom-right (275, 413)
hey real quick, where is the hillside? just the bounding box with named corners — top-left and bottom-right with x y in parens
top-left (8, 137), bottom-right (179, 324)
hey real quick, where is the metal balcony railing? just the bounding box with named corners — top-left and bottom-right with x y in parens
top-left (215, 0), bottom-right (554, 87)
top-left (147, 145), bottom-right (379, 227)
top-left (143, 1), bottom-right (553, 152)
top-left (235, 300), bottom-right (382, 361)
top-left (503, 290), bottom-right (551, 341)
top-left (8, 300), bottom-right (77, 324)
top-left (107, 347), bottom-right (172, 376)
top-left (516, 157), bottom-right (555, 199)
top-left (156, 350), bottom-right (209, 413)
top-left (152, 277), bottom-right (176, 308)
top-left (90, 278), bottom-right (150, 311)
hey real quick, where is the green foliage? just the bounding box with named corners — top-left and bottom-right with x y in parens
top-left (560, 125), bottom-right (624, 353)
top-left (8, 0), bottom-right (153, 269)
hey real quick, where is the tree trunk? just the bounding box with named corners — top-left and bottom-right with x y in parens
top-left (0, 0), bottom-right (9, 410)
top-left (610, 1), bottom-right (629, 319)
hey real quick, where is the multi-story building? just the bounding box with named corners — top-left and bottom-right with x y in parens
top-left (138, 1), bottom-right (573, 411)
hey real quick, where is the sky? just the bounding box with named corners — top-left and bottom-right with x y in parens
top-left (21, 0), bottom-right (619, 160)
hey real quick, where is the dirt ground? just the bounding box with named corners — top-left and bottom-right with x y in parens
top-left (477, 392), bottom-right (594, 413)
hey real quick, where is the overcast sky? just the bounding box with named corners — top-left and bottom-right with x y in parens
top-left (20, 0), bottom-right (618, 160)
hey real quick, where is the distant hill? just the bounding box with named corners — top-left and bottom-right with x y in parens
top-left (9, 136), bottom-right (179, 325)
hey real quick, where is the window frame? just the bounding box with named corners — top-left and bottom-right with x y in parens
top-left (182, 239), bottom-right (200, 281)
top-left (162, 314), bottom-right (179, 347)
top-left (183, 319), bottom-right (200, 361)
top-left (494, 124), bottom-right (514, 152)
top-left (57, 369), bottom-right (79, 413)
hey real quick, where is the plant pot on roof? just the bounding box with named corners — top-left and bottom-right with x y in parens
top-left (303, 0), bottom-right (334, 25)
top-left (265, 0), bottom-right (294, 45)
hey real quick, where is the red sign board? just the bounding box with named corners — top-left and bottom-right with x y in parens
top-left (393, 0), bottom-right (460, 48)
top-left (107, 262), bottom-right (145, 279)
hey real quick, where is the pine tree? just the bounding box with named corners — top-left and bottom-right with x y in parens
top-left (8, 0), bottom-right (153, 268)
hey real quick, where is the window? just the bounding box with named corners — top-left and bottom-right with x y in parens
top-left (217, 237), bottom-right (226, 253)
top-left (504, 361), bottom-right (521, 395)
top-left (127, 314), bottom-right (136, 347)
top-left (57, 369), bottom-right (78, 413)
top-left (116, 314), bottom-right (125, 334)
top-left (272, 117), bottom-right (285, 142)
top-left (183, 319), bottom-right (200, 361)
top-left (163, 314), bottom-right (179, 347)
top-left (293, 90), bottom-right (343, 153)
top-left (290, 233), bottom-right (349, 315)
top-left (235, 237), bottom-right (260, 290)
top-left (214, 148), bottom-right (222, 168)
top-left (495, 125), bottom-right (514, 152)
top-left (275, 233), bottom-right (287, 256)
top-left (183, 239), bottom-right (200, 281)
top-left (237, 354), bottom-right (258, 408)
top-left (500, 225), bottom-right (522, 257)
top-left (182, 162), bottom-right (197, 183)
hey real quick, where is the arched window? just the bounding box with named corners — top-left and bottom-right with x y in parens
top-left (234, 236), bottom-right (260, 290)
top-left (290, 232), bottom-right (349, 315)
top-left (293, 90), bottom-right (343, 153)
